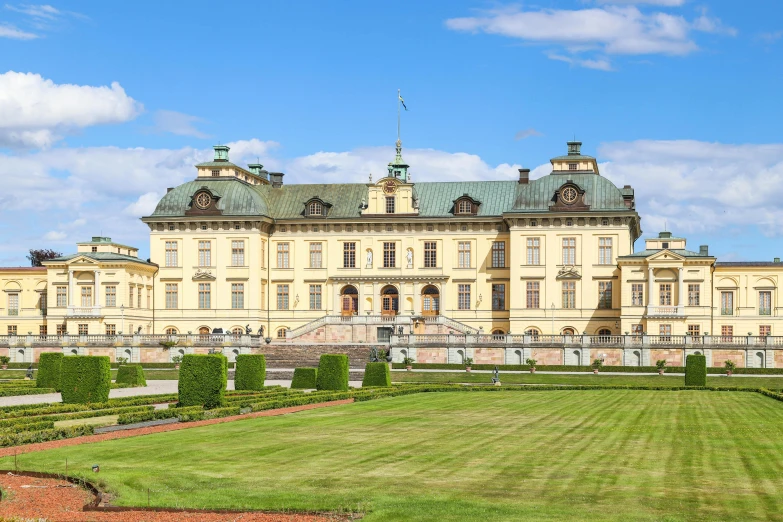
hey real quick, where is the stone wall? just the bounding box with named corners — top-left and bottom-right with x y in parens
top-left (650, 349), bottom-right (684, 367)
top-left (416, 348), bottom-right (447, 364)
top-left (711, 350), bottom-right (745, 368)
top-left (592, 348), bottom-right (623, 366)
top-left (532, 348), bottom-right (563, 365)
top-left (473, 348), bottom-right (504, 365)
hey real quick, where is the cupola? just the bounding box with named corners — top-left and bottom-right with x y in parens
top-left (213, 145), bottom-right (230, 162)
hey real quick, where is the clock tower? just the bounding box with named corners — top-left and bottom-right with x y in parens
top-left (387, 138), bottom-right (410, 182)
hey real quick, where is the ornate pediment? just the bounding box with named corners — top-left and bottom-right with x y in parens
top-left (556, 266), bottom-right (581, 280)
top-left (192, 268), bottom-right (216, 281)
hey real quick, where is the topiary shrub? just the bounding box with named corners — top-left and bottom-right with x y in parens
top-left (178, 354), bottom-right (227, 408)
top-left (291, 368), bottom-right (317, 389)
top-left (234, 354), bottom-right (266, 391)
top-left (37, 352), bottom-right (63, 391)
top-left (362, 362), bottom-right (391, 387)
top-left (685, 354), bottom-right (707, 387)
top-left (60, 356), bottom-right (111, 404)
top-left (115, 364), bottom-right (147, 387)
top-left (316, 354), bottom-right (349, 391)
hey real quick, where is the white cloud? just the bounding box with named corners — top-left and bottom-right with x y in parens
top-left (152, 110), bottom-right (209, 139)
top-left (0, 71), bottom-right (143, 148)
top-left (598, 140), bottom-right (783, 237)
top-left (595, 0), bottom-right (684, 5)
top-left (445, 4), bottom-right (734, 70)
top-left (758, 31), bottom-right (782, 44)
top-left (514, 128), bottom-right (543, 140)
top-left (43, 230), bottom-right (66, 241)
top-left (0, 22), bottom-right (36, 38)
top-left (124, 192), bottom-right (163, 217)
top-left (5, 4), bottom-right (60, 19)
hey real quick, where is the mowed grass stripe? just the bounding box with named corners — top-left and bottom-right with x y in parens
top-left (6, 390), bottom-right (783, 521)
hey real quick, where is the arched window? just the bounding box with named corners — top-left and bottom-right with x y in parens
top-left (491, 329), bottom-right (505, 341)
top-left (457, 200), bottom-right (472, 214)
top-left (562, 327), bottom-right (576, 336)
top-left (165, 327), bottom-right (178, 335)
top-left (421, 285), bottom-right (440, 315)
top-left (598, 328), bottom-right (612, 336)
top-left (231, 327), bottom-right (243, 338)
top-left (525, 328), bottom-right (540, 340)
top-left (308, 202), bottom-right (322, 216)
top-left (277, 327), bottom-right (288, 339)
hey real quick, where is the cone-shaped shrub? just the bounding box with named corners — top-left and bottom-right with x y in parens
top-left (291, 368), bottom-right (317, 389)
top-left (178, 354), bottom-right (227, 408)
top-left (37, 352), bottom-right (63, 391)
top-left (316, 354), bottom-right (349, 391)
top-left (61, 356), bottom-right (111, 404)
top-left (234, 354), bottom-right (266, 391)
top-left (685, 354), bottom-right (707, 386)
top-left (115, 364), bottom-right (147, 387)
top-left (362, 362), bottom-right (391, 387)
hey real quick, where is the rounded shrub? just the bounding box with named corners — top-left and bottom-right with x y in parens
top-left (685, 354), bottom-right (707, 387)
top-left (316, 354), bottom-right (349, 391)
top-left (362, 362), bottom-right (391, 387)
top-left (60, 356), bottom-right (111, 404)
top-left (178, 354), bottom-right (227, 408)
top-left (115, 364), bottom-right (147, 387)
top-left (234, 354), bottom-right (266, 391)
top-left (36, 352), bottom-right (63, 392)
top-left (291, 368), bottom-right (317, 389)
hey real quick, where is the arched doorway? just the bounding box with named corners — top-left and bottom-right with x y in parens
top-left (198, 326), bottom-right (210, 335)
top-left (572, 349), bottom-right (582, 365)
top-left (562, 327), bottom-right (576, 336)
top-left (632, 350), bottom-right (641, 366)
top-left (341, 285), bottom-right (358, 316)
top-left (525, 328), bottom-right (540, 341)
top-left (421, 285), bottom-right (440, 316)
top-left (381, 285), bottom-right (399, 315)
top-left (756, 351), bottom-right (765, 368)
top-left (514, 349), bottom-right (523, 364)
top-left (491, 329), bottom-right (505, 341)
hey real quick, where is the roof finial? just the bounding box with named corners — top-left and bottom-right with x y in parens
top-left (369, 172), bottom-right (373, 183)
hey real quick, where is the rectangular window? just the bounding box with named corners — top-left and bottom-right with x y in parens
top-left (343, 242), bottom-right (356, 268)
top-left (759, 291), bottom-right (772, 315)
top-left (688, 324), bottom-right (700, 337)
top-left (277, 243), bottom-right (290, 268)
top-left (309, 243), bottom-right (322, 268)
top-left (198, 240), bottom-right (211, 267)
top-left (631, 283), bottom-right (644, 306)
top-left (660, 324), bottom-right (671, 339)
top-left (659, 284), bottom-right (672, 306)
top-left (137, 289), bottom-right (141, 308)
top-left (760, 325), bottom-right (771, 337)
top-left (383, 242), bottom-right (396, 268)
top-left (78, 324), bottom-right (88, 336)
top-left (231, 283), bottom-right (244, 309)
top-left (56, 287), bottom-right (67, 307)
top-left (165, 241), bottom-right (178, 267)
top-left (569, 163), bottom-right (578, 171)
top-left (492, 284), bottom-right (505, 311)
top-left (277, 284), bottom-right (289, 310)
top-left (7, 325), bottom-right (16, 336)
top-left (128, 286), bottom-right (133, 308)
top-left (632, 324), bottom-right (643, 336)
top-left (165, 283), bottom-right (178, 309)
top-left (688, 284), bottom-right (700, 306)
top-left (231, 240), bottom-right (245, 266)
top-left (424, 242), bottom-right (437, 268)
top-left (527, 238), bottom-right (540, 265)
top-left (458, 241), bottom-right (471, 268)
top-left (491, 241), bottom-right (506, 268)
top-left (260, 241), bottom-right (266, 268)
top-left (147, 291), bottom-right (150, 309)
top-left (81, 286), bottom-right (93, 307)
top-left (458, 284), bottom-right (471, 310)
top-left (39, 292), bottom-right (46, 316)
top-left (598, 237), bottom-right (613, 265)
top-left (385, 196), bottom-right (395, 213)
top-left (39, 325), bottom-right (47, 337)
top-left (562, 237), bottom-right (576, 265)
top-left (721, 292), bottom-right (734, 315)
top-left (526, 281), bottom-right (540, 309)
top-left (105, 324), bottom-right (116, 336)
top-left (721, 325), bottom-right (733, 339)
top-left (309, 284), bottom-right (322, 310)
top-left (7, 293), bottom-right (18, 315)
top-left (211, 169), bottom-right (220, 177)
top-left (56, 324), bottom-right (66, 336)
top-left (105, 286), bottom-right (116, 307)
top-left (598, 281), bottom-right (613, 309)
top-left (198, 283), bottom-right (211, 309)
top-left (562, 281), bottom-right (575, 309)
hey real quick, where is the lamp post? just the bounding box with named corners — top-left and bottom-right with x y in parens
top-left (551, 303), bottom-right (555, 335)
top-left (120, 304), bottom-right (125, 335)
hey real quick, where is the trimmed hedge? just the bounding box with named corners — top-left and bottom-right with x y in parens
top-left (0, 424), bottom-right (94, 448)
top-left (178, 354), bottom-right (227, 408)
top-left (291, 368), bottom-right (318, 389)
top-left (60, 356), bottom-right (111, 404)
top-left (115, 364), bottom-right (147, 387)
top-left (362, 362), bottom-right (391, 387)
top-left (316, 355), bottom-right (349, 391)
top-left (685, 354), bottom-right (707, 386)
top-left (0, 387), bottom-right (55, 397)
top-left (391, 363), bottom-right (783, 375)
top-left (36, 352), bottom-right (63, 391)
top-left (234, 355), bottom-right (266, 391)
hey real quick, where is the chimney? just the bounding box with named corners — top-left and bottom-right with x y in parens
top-left (166, 187), bottom-right (174, 193)
top-left (247, 164), bottom-right (269, 180)
top-left (518, 168), bottom-right (530, 184)
top-left (699, 245), bottom-right (709, 256)
top-left (270, 172), bottom-right (285, 188)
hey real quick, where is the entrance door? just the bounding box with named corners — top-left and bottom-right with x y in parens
top-left (421, 285), bottom-right (440, 316)
top-left (340, 285), bottom-right (358, 316)
top-left (381, 286), bottom-right (399, 315)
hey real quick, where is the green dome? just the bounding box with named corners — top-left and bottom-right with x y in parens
top-left (151, 180), bottom-right (270, 217)
top-left (511, 173), bottom-right (629, 212)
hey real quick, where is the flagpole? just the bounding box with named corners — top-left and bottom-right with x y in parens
top-left (397, 88), bottom-right (401, 142)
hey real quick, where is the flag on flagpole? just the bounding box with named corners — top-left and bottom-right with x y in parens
top-left (399, 94), bottom-right (408, 111)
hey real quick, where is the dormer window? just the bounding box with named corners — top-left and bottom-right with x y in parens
top-left (453, 195), bottom-right (480, 216)
top-left (458, 200), bottom-right (472, 214)
top-left (309, 202), bottom-right (323, 216)
top-left (211, 170), bottom-right (219, 177)
top-left (568, 163), bottom-right (578, 171)
top-left (662, 242), bottom-right (669, 249)
top-left (385, 196), bottom-right (395, 214)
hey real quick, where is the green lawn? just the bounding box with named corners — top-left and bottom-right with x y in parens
top-left (6, 390), bottom-right (783, 521)
top-left (110, 369), bottom-right (178, 380)
top-left (392, 371), bottom-right (783, 389)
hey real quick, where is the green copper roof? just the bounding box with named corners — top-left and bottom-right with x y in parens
top-left (151, 180), bottom-right (269, 217)
top-left (48, 252), bottom-right (156, 266)
top-left (618, 249), bottom-right (713, 259)
top-left (415, 181), bottom-right (518, 217)
top-left (550, 154), bottom-right (595, 161)
top-left (194, 161), bottom-right (245, 169)
top-left (510, 173), bottom-right (628, 212)
top-left (259, 183), bottom-right (368, 219)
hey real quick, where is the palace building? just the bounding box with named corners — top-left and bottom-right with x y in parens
top-left (0, 139), bottom-right (780, 367)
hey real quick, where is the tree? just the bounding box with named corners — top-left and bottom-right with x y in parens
top-left (27, 249), bottom-right (62, 267)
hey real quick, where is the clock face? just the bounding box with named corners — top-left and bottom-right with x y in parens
top-left (382, 180), bottom-right (397, 195)
top-left (195, 192), bottom-right (212, 209)
top-left (562, 186), bottom-right (578, 204)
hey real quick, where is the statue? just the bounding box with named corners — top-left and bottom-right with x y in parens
top-left (369, 347), bottom-right (379, 362)
top-left (366, 249), bottom-right (373, 267)
top-left (26, 364), bottom-right (33, 380)
top-left (245, 324), bottom-right (252, 335)
top-left (491, 365), bottom-right (500, 385)
top-left (136, 326), bottom-right (142, 334)
top-left (257, 326), bottom-right (264, 336)
top-left (406, 249), bottom-right (413, 267)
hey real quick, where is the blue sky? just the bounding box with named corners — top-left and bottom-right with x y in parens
top-left (0, 0), bottom-right (781, 264)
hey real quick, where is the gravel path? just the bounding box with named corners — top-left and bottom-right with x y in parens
top-left (0, 399), bottom-right (355, 458)
top-left (0, 473), bottom-right (343, 521)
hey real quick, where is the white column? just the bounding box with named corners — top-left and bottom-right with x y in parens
top-left (678, 267), bottom-right (684, 308)
top-left (372, 282), bottom-right (379, 314)
top-left (413, 282), bottom-right (420, 315)
top-left (68, 270), bottom-right (75, 307)
top-left (332, 283), bottom-right (340, 315)
top-left (94, 270), bottom-right (101, 310)
top-left (647, 267), bottom-right (654, 307)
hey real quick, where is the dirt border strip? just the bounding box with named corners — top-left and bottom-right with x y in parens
top-left (0, 398), bottom-right (354, 457)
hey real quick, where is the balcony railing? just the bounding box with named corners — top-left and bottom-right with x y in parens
top-left (646, 306), bottom-right (683, 317)
top-left (391, 334), bottom-right (783, 348)
top-left (67, 306), bottom-right (103, 317)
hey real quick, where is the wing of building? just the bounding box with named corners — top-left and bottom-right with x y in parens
top-left (0, 139), bottom-right (780, 368)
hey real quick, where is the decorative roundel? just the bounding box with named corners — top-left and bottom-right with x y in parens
top-left (562, 186), bottom-right (578, 204)
top-left (382, 180), bottom-right (397, 195)
top-left (195, 191), bottom-right (212, 209)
